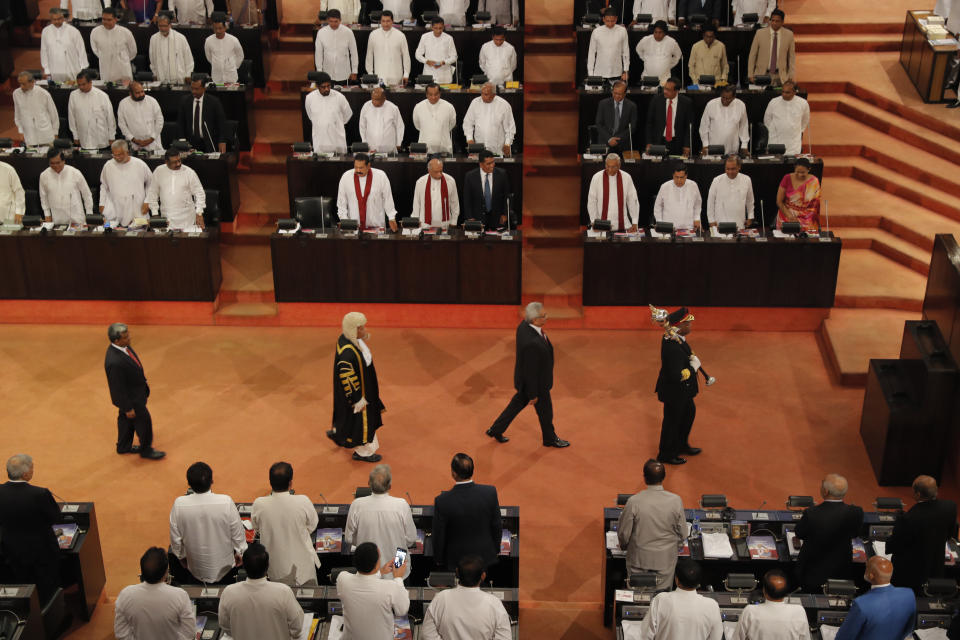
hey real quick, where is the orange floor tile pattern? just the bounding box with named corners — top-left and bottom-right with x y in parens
top-left (0, 324), bottom-right (944, 639)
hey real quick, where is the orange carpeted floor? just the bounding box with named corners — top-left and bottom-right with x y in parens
top-left (1, 323), bottom-right (945, 639)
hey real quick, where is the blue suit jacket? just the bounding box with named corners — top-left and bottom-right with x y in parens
top-left (835, 585), bottom-right (915, 640)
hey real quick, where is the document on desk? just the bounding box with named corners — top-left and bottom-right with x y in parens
top-left (327, 614), bottom-right (344, 640)
top-left (295, 613), bottom-right (315, 640)
top-left (819, 625), bottom-right (840, 640)
top-left (620, 620), bottom-right (644, 640)
top-left (723, 621), bottom-right (738, 639)
top-left (701, 532), bottom-right (735, 559)
top-left (915, 628), bottom-right (950, 639)
top-left (871, 540), bottom-right (892, 560)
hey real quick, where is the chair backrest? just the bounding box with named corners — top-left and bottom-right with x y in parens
top-left (133, 54), bottom-right (150, 73)
top-left (161, 121), bottom-right (182, 149)
top-left (222, 120), bottom-right (239, 152)
top-left (203, 189), bottom-right (220, 225)
top-left (294, 196), bottom-right (335, 228)
top-left (752, 123), bottom-right (769, 155)
top-left (58, 117), bottom-right (70, 140)
top-left (238, 59), bottom-right (253, 85)
top-left (24, 190), bottom-right (42, 217)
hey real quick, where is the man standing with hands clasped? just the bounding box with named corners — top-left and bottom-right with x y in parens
top-left (485, 302), bottom-right (570, 448)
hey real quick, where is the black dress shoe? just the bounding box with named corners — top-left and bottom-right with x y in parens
top-left (326, 429), bottom-right (337, 442)
top-left (657, 456), bottom-right (687, 465)
top-left (947, 101), bottom-right (960, 109)
top-left (485, 428), bottom-right (509, 443)
top-left (543, 438), bottom-right (570, 448)
top-left (352, 452), bottom-right (382, 462)
top-left (140, 450), bottom-right (166, 460)
top-left (117, 445), bottom-right (141, 455)
top-left (682, 447), bottom-right (702, 456)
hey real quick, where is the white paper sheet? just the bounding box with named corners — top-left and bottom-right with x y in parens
top-left (295, 613), bottom-right (315, 640)
top-left (621, 620), bottom-right (644, 640)
top-left (701, 532), bottom-right (735, 559)
top-left (819, 624), bottom-right (840, 640)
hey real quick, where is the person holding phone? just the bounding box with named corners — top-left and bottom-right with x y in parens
top-left (336, 542), bottom-right (410, 639)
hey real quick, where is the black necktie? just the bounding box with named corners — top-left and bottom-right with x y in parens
top-left (193, 99), bottom-right (201, 139)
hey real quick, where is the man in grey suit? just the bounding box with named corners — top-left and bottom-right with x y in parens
top-left (617, 459), bottom-right (686, 589)
top-left (595, 81), bottom-right (638, 153)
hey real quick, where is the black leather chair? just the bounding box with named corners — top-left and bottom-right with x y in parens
top-left (58, 117), bottom-right (70, 140)
top-left (133, 54), bottom-right (150, 73)
top-left (203, 189), bottom-right (220, 226)
top-left (160, 121), bottom-right (181, 149)
top-left (752, 123), bottom-right (769, 155)
top-left (24, 190), bottom-right (42, 217)
top-left (294, 196), bottom-right (336, 229)
top-left (41, 588), bottom-right (69, 640)
top-left (222, 120), bottom-right (239, 152)
top-left (237, 59), bottom-right (253, 85)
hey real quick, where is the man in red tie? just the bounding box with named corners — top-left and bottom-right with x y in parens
top-left (644, 77), bottom-right (693, 157)
top-left (104, 323), bottom-right (165, 460)
top-left (486, 302), bottom-right (570, 448)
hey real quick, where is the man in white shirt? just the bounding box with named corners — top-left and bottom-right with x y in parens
top-left (337, 153), bottom-right (398, 231)
top-left (437, 0), bottom-right (468, 26)
top-left (762, 81), bottom-right (809, 156)
top-left (478, 0), bottom-right (519, 25)
top-left (0, 162), bottom-right (26, 224)
top-left (60, 0), bottom-right (107, 21)
top-left (150, 15), bottom-right (194, 84)
top-left (321, 0), bottom-right (360, 24)
top-left (68, 70), bottom-right (116, 150)
top-left (381, 0), bottom-right (412, 21)
top-left (654, 164), bottom-right (703, 230)
top-left (630, 0), bottom-right (676, 24)
top-left (731, 568), bottom-right (811, 640)
top-left (733, 0), bottom-right (774, 26)
top-left (336, 542), bottom-right (410, 638)
top-left (587, 9), bottom-right (630, 81)
top-left (13, 72), bottom-right (60, 148)
top-left (90, 8), bottom-right (137, 83)
top-left (118, 81), bottom-right (165, 153)
top-left (39, 149), bottom-right (94, 225)
top-left (315, 9), bottom-right (359, 83)
top-left (365, 11), bottom-right (411, 86)
top-left (463, 83), bottom-right (516, 156)
top-left (641, 559), bottom-right (723, 639)
top-left (420, 555), bottom-right (511, 640)
top-left (99, 140), bottom-right (153, 226)
top-left (204, 18), bottom-right (245, 83)
top-left (699, 86), bottom-right (748, 156)
top-left (411, 158), bottom-right (460, 229)
top-left (114, 547), bottom-right (196, 640)
top-left (250, 462), bottom-right (320, 587)
top-left (146, 150), bottom-right (206, 228)
top-left (707, 154), bottom-right (754, 231)
top-left (344, 464), bottom-right (417, 580)
top-left (586, 153), bottom-right (640, 232)
top-left (479, 27), bottom-right (517, 86)
top-left (635, 21), bottom-right (682, 85)
top-left (416, 17), bottom-right (458, 84)
top-left (169, 461), bottom-right (247, 584)
top-left (40, 8), bottom-right (88, 82)
top-left (359, 88), bottom-right (404, 153)
top-left (218, 544), bottom-right (304, 640)
top-left (171, 0), bottom-right (213, 24)
top-left (304, 71), bottom-right (353, 154)
top-left (413, 84), bottom-right (457, 154)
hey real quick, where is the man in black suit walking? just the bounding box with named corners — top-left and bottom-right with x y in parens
top-left (887, 475), bottom-right (958, 593)
top-left (0, 454), bottom-right (63, 603)
top-left (486, 302), bottom-right (570, 448)
top-left (655, 307), bottom-right (703, 465)
top-left (595, 81), bottom-right (638, 153)
top-left (794, 473), bottom-right (864, 592)
top-left (645, 77), bottom-right (694, 157)
top-left (461, 150), bottom-right (512, 229)
top-left (104, 323), bottom-right (165, 460)
top-left (432, 453), bottom-right (502, 571)
top-left (176, 77), bottom-right (227, 153)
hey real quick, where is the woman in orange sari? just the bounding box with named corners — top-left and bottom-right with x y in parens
top-left (776, 158), bottom-right (821, 231)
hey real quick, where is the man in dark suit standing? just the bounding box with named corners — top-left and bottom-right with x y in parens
top-left (794, 473), bottom-right (864, 592)
top-left (104, 323), bottom-right (165, 460)
top-left (176, 77), bottom-right (227, 153)
top-left (595, 80), bottom-right (638, 153)
top-left (677, 0), bottom-right (722, 26)
top-left (461, 150), bottom-right (511, 229)
top-left (887, 475), bottom-right (958, 593)
top-left (432, 453), bottom-right (502, 571)
top-left (0, 454), bottom-right (63, 603)
top-left (655, 307), bottom-right (702, 465)
top-left (645, 77), bottom-right (693, 156)
top-left (485, 302), bottom-right (570, 447)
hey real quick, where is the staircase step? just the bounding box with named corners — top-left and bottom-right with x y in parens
top-left (523, 227), bottom-right (583, 248)
top-left (796, 34), bottom-right (900, 53)
top-left (278, 22), bottom-right (317, 38)
top-left (817, 308), bottom-right (920, 387)
top-left (525, 38), bottom-right (576, 55)
top-left (214, 302), bottom-right (280, 324)
top-left (253, 89), bottom-right (302, 109)
top-left (790, 22), bottom-right (903, 35)
top-left (832, 227), bottom-right (931, 275)
top-left (834, 249), bottom-right (926, 312)
top-left (219, 289), bottom-right (276, 303)
top-left (277, 35), bottom-right (315, 52)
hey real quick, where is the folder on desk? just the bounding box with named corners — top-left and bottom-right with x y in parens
top-left (851, 538), bottom-right (867, 563)
top-left (412, 529), bottom-right (425, 554)
top-left (394, 616), bottom-right (412, 640)
top-left (746, 534), bottom-right (779, 560)
top-left (499, 529), bottom-right (512, 555)
top-left (53, 523), bottom-right (79, 550)
top-left (194, 615), bottom-right (207, 640)
top-left (316, 528), bottom-right (343, 553)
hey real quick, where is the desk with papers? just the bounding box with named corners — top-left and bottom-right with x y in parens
top-left (55, 502), bottom-right (105, 620)
top-left (74, 21), bottom-right (269, 87)
top-left (1, 149), bottom-right (240, 222)
top-left (298, 85), bottom-right (524, 152)
top-left (900, 10), bottom-right (959, 103)
top-left (270, 230), bottom-right (522, 304)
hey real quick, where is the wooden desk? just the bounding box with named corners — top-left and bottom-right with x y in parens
top-left (271, 230), bottom-right (522, 304)
top-left (56, 502), bottom-right (105, 620)
top-left (899, 10), bottom-right (958, 102)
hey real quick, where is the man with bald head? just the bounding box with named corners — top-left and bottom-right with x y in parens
top-left (412, 158), bottom-right (460, 229)
top-left (359, 88), bottom-right (404, 153)
top-left (731, 569), bottom-right (809, 639)
top-left (887, 474), bottom-right (958, 593)
top-left (834, 557), bottom-right (915, 640)
top-left (617, 459), bottom-right (685, 590)
top-left (794, 473), bottom-right (863, 592)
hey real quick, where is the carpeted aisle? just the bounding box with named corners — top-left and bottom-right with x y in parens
top-left (0, 324), bottom-right (932, 639)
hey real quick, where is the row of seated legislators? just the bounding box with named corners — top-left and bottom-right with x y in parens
top-left (0, 453), bottom-right (511, 639)
top-left (3, 452), bottom-right (960, 639)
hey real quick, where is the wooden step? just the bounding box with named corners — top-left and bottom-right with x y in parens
top-left (214, 301), bottom-right (280, 324)
top-left (796, 34), bottom-right (900, 53)
top-left (832, 227), bottom-right (930, 275)
top-left (790, 22), bottom-right (903, 35)
top-left (833, 249), bottom-right (926, 312)
top-left (277, 35), bottom-right (315, 52)
top-left (817, 308), bottom-right (920, 387)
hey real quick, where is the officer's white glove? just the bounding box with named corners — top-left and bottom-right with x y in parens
top-left (352, 397), bottom-right (368, 414)
top-left (689, 355), bottom-right (701, 372)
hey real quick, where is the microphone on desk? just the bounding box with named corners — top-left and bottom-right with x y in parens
top-left (736, 56), bottom-right (742, 89)
top-left (807, 116), bottom-right (814, 157)
top-left (760, 199), bottom-right (766, 233)
top-left (628, 122), bottom-right (634, 157)
top-left (317, 492), bottom-right (328, 504)
top-left (756, 500), bottom-right (767, 512)
top-left (405, 491), bottom-right (413, 504)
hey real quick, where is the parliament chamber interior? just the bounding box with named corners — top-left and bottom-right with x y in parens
top-left (2, 0), bottom-right (960, 638)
